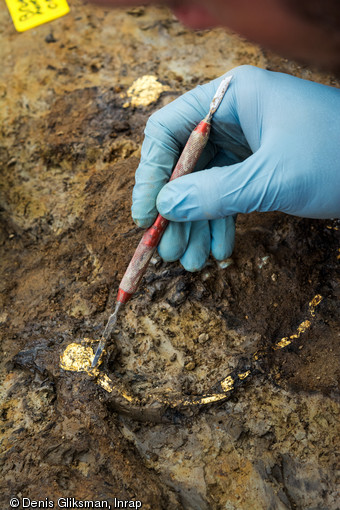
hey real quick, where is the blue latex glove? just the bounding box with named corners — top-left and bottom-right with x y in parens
top-left (132, 65), bottom-right (340, 271)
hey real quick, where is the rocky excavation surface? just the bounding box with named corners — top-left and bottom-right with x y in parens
top-left (0, 2), bottom-right (339, 509)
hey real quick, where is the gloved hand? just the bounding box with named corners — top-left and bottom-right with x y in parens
top-left (132, 65), bottom-right (340, 271)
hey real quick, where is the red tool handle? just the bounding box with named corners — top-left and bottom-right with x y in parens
top-left (117, 119), bottom-right (211, 304)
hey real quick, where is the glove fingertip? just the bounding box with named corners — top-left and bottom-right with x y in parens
top-left (132, 215), bottom-right (154, 229)
top-left (211, 233), bottom-right (234, 260)
top-left (212, 244), bottom-right (234, 261)
top-left (157, 222), bottom-right (190, 262)
top-left (210, 216), bottom-right (235, 260)
top-left (180, 257), bottom-right (207, 273)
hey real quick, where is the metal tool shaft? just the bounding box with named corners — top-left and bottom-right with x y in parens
top-left (91, 302), bottom-right (122, 368)
top-left (92, 75), bottom-right (232, 368)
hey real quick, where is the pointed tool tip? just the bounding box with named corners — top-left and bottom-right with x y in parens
top-left (221, 75), bottom-right (233, 87)
top-left (208, 74), bottom-right (233, 118)
top-left (91, 338), bottom-right (106, 368)
top-left (216, 74), bottom-right (233, 96)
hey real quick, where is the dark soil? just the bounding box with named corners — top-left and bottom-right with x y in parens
top-left (0, 2), bottom-right (339, 509)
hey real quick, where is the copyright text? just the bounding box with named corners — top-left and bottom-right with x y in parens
top-left (9, 497), bottom-right (142, 509)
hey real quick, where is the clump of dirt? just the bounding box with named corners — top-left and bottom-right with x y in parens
top-left (0, 1), bottom-right (339, 509)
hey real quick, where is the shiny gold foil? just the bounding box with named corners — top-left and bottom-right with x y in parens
top-left (238, 370), bottom-right (251, 380)
top-left (297, 320), bottom-right (311, 333)
top-left (60, 343), bottom-right (95, 372)
top-left (273, 295), bottom-right (322, 350)
top-left (60, 292), bottom-right (323, 412)
top-left (274, 337), bottom-right (291, 350)
top-left (97, 373), bottom-right (114, 393)
top-left (220, 376), bottom-right (235, 392)
top-left (197, 394), bottom-right (228, 405)
top-left (124, 75), bottom-right (169, 108)
top-left (309, 294), bottom-right (322, 316)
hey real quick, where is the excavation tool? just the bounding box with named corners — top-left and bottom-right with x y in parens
top-left (91, 75), bottom-right (233, 369)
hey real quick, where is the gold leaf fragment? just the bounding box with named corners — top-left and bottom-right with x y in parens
top-left (309, 294), bottom-right (323, 316)
top-left (273, 337), bottom-right (290, 350)
top-left (238, 370), bottom-right (251, 380)
top-left (297, 320), bottom-right (311, 333)
top-left (220, 376), bottom-right (234, 392)
top-left (124, 75), bottom-right (170, 108)
top-left (60, 343), bottom-right (94, 372)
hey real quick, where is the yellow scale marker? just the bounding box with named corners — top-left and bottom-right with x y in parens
top-left (5, 0), bottom-right (69, 32)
